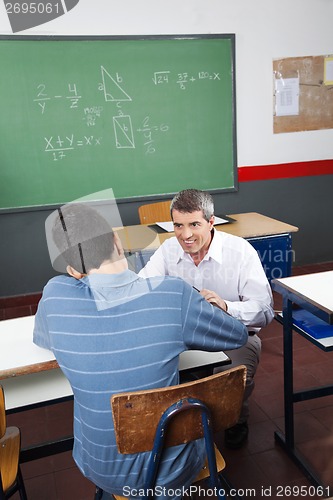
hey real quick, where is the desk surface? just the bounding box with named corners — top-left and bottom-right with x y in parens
top-left (273, 271), bottom-right (333, 322)
top-left (117, 212), bottom-right (299, 252)
top-left (0, 315), bottom-right (57, 379)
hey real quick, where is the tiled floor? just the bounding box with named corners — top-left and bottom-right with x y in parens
top-left (6, 262), bottom-right (333, 499)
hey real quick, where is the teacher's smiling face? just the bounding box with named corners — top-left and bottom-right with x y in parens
top-left (172, 209), bottom-right (214, 264)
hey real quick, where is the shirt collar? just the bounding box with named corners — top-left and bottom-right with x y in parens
top-left (81, 269), bottom-right (139, 289)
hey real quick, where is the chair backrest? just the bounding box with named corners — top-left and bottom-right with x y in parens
top-left (111, 365), bottom-right (246, 454)
top-left (138, 200), bottom-right (172, 225)
top-left (0, 385), bottom-right (6, 438)
top-left (0, 385), bottom-right (26, 499)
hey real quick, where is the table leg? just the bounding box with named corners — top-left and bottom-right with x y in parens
top-left (274, 297), bottom-right (329, 489)
top-left (282, 297), bottom-right (295, 447)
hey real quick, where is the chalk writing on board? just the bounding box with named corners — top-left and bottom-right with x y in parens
top-left (100, 66), bottom-right (132, 102)
top-left (35, 65), bottom-right (221, 161)
top-left (44, 134), bottom-right (102, 161)
top-left (137, 116), bottom-right (169, 155)
top-left (113, 115), bottom-right (135, 149)
top-left (83, 106), bottom-right (104, 126)
top-left (33, 83), bottom-right (82, 113)
top-left (152, 70), bottom-right (221, 89)
top-left (199, 71), bottom-right (221, 80)
top-left (152, 71), bottom-right (170, 85)
top-left (33, 84), bottom-right (50, 113)
top-left (177, 71), bottom-right (221, 89)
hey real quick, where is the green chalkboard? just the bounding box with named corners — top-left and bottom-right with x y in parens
top-left (0, 34), bottom-right (237, 210)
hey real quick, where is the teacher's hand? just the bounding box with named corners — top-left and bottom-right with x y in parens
top-left (200, 289), bottom-right (228, 312)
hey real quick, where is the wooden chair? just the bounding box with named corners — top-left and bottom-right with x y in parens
top-left (108, 365), bottom-right (246, 500)
top-left (0, 386), bottom-right (27, 500)
top-left (138, 200), bottom-right (172, 224)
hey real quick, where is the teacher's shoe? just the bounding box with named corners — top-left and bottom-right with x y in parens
top-left (224, 422), bottom-right (248, 449)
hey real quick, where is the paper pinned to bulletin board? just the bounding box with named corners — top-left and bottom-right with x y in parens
top-left (324, 57), bottom-right (333, 85)
top-left (273, 54), bottom-right (333, 133)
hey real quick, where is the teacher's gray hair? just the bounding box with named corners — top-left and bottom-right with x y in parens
top-left (170, 189), bottom-right (214, 222)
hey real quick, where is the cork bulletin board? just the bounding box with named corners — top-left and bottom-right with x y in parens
top-left (273, 55), bottom-right (333, 133)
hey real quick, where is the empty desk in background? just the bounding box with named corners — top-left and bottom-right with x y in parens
top-left (272, 271), bottom-right (333, 489)
top-left (117, 212), bottom-right (298, 281)
top-left (0, 315), bottom-right (229, 462)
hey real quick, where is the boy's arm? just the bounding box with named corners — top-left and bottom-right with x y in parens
top-left (181, 283), bottom-right (248, 352)
top-left (33, 300), bottom-right (52, 350)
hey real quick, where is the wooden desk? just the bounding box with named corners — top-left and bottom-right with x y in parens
top-left (118, 212), bottom-right (298, 249)
top-left (272, 271), bottom-right (333, 488)
top-left (118, 212), bottom-right (299, 281)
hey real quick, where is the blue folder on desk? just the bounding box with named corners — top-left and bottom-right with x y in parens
top-left (292, 309), bottom-right (333, 339)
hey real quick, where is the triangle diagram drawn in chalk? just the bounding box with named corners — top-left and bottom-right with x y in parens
top-left (101, 66), bottom-right (132, 102)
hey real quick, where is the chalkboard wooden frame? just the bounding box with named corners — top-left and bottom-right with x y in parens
top-left (0, 34), bottom-right (237, 211)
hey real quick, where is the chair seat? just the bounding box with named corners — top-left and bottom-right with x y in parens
top-left (193, 444), bottom-right (225, 482)
top-left (111, 444), bottom-right (225, 499)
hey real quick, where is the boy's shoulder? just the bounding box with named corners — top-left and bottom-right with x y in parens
top-left (42, 274), bottom-right (79, 296)
top-left (139, 274), bottom-right (187, 291)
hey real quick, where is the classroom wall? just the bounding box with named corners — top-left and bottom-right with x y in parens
top-left (1, 0), bottom-right (333, 297)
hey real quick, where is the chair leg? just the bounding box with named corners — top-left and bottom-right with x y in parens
top-left (17, 467), bottom-right (28, 500)
top-left (94, 486), bottom-right (103, 499)
top-left (218, 472), bottom-right (244, 500)
top-left (200, 413), bottom-right (225, 500)
top-left (0, 468), bottom-right (27, 500)
top-left (0, 481), bottom-right (5, 500)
